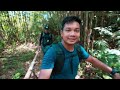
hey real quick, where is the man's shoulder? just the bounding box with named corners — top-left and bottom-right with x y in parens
top-left (44, 45), bottom-right (56, 56)
top-left (51, 42), bottom-right (63, 51)
top-left (51, 42), bottom-right (60, 48)
top-left (75, 43), bottom-right (83, 49)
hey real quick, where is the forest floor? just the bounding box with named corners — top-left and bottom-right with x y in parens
top-left (0, 42), bottom-right (43, 79)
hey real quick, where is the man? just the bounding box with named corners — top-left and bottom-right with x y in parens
top-left (38, 16), bottom-right (120, 79)
top-left (39, 25), bottom-right (53, 54)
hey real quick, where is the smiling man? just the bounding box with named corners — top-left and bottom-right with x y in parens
top-left (38, 16), bottom-right (120, 79)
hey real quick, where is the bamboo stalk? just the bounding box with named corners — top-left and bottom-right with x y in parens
top-left (24, 50), bottom-right (40, 79)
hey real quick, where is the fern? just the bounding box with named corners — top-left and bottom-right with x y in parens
top-left (113, 31), bottom-right (120, 37)
top-left (94, 40), bottom-right (109, 50)
top-left (114, 36), bottom-right (120, 40)
top-left (116, 40), bottom-right (120, 45)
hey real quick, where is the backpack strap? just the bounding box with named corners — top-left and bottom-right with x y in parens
top-left (41, 32), bottom-right (44, 38)
top-left (74, 44), bottom-right (82, 62)
top-left (51, 42), bottom-right (65, 75)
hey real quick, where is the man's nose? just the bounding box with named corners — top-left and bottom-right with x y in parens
top-left (70, 31), bottom-right (75, 36)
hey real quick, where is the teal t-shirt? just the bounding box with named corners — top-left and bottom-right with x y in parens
top-left (40, 42), bottom-right (89, 79)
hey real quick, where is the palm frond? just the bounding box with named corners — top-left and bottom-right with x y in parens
top-left (113, 30), bottom-right (120, 37)
top-left (94, 40), bottom-right (109, 50)
top-left (114, 36), bottom-right (120, 40)
top-left (116, 40), bottom-right (120, 45)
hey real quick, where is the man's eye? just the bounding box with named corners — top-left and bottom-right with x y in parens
top-left (66, 30), bottom-right (70, 32)
top-left (75, 30), bottom-right (80, 32)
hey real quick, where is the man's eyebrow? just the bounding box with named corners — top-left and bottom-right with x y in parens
top-left (65, 27), bottom-right (80, 29)
top-left (65, 27), bottom-right (71, 29)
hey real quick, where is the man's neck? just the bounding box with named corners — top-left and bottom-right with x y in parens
top-left (61, 40), bottom-right (74, 52)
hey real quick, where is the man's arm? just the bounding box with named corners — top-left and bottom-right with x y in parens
top-left (86, 55), bottom-right (112, 73)
top-left (38, 69), bottom-right (52, 79)
top-left (38, 46), bottom-right (56, 79)
top-left (86, 55), bottom-right (120, 79)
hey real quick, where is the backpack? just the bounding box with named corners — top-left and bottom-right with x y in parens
top-left (41, 32), bottom-right (52, 47)
top-left (44, 42), bottom-right (82, 75)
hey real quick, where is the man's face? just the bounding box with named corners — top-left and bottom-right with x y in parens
top-left (61, 21), bottom-right (80, 45)
top-left (44, 29), bottom-right (49, 33)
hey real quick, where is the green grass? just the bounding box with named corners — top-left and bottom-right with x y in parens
top-left (1, 50), bottom-right (35, 79)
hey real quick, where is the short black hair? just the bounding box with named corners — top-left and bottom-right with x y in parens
top-left (61, 16), bottom-right (81, 30)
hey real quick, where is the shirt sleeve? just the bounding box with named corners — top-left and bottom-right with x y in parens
top-left (80, 46), bottom-right (90, 60)
top-left (40, 46), bottom-right (56, 69)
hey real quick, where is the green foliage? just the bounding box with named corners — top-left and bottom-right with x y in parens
top-left (53, 35), bottom-right (61, 43)
top-left (2, 57), bottom-right (20, 71)
top-left (116, 40), bottom-right (120, 45)
top-left (112, 31), bottom-right (120, 48)
top-left (47, 13), bottom-right (61, 32)
top-left (12, 72), bottom-right (21, 79)
top-left (93, 40), bottom-right (109, 50)
top-left (90, 49), bottom-right (119, 65)
top-left (12, 68), bottom-right (25, 79)
top-left (2, 49), bottom-right (35, 78)
top-left (113, 31), bottom-right (120, 38)
top-left (89, 49), bottom-right (120, 78)
top-left (0, 40), bottom-right (5, 52)
top-left (114, 36), bottom-right (120, 41)
top-left (18, 51), bottom-right (34, 62)
top-left (103, 75), bottom-right (112, 79)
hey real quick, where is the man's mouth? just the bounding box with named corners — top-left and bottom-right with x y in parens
top-left (69, 39), bottom-right (76, 41)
